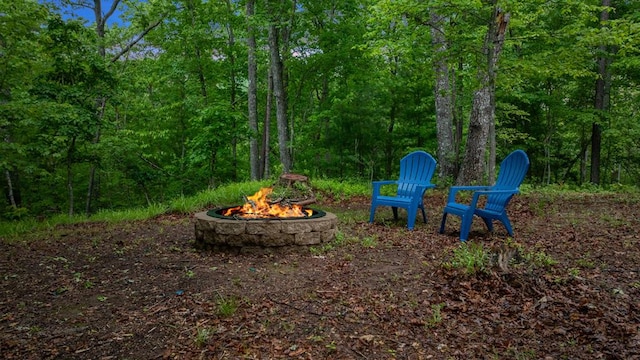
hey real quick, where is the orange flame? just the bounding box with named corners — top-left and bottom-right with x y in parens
top-left (222, 187), bottom-right (312, 218)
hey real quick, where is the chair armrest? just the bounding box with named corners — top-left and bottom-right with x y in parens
top-left (446, 186), bottom-right (491, 203)
top-left (411, 184), bottom-right (436, 204)
top-left (473, 189), bottom-right (519, 196)
top-left (417, 184), bottom-right (436, 193)
top-left (372, 180), bottom-right (397, 195)
top-left (372, 180), bottom-right (397, 185)
top-left (469, 189), bottom-right (520, 208)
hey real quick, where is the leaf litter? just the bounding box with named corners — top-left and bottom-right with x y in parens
top-left (1, 192), bottom-right (639, 359)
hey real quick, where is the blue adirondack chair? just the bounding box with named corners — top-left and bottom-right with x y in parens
top-left (439, 149), bottom-right (530, 242)
top-left (369, 151), bottom-right (437, 230)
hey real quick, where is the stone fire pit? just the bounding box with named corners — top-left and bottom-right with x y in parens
top-left (194, 207), bottom-right (338, 251)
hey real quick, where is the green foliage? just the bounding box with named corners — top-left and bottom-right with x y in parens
top-left (312, 179), bottom-right (370, 200)
top-left (216, 295), bottom-right (239, 317)
top-left (194, 327), bottom-right (212, 348)
top-left (426, 302), bottom-right (446, 328)
top-left (89, 204), bottom-right (168, 223)
top-left (443, 242), bottom-right (490, 275)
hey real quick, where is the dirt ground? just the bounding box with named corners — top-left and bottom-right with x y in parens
top-left (1, 191), bottom-right (639, 359)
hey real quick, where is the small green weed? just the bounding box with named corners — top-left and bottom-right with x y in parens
top-left (427, 302), bottom-right (445, 328)
top-left (504, 347), bottom-right (537, 360)
top-left (521, 249), bottom-right (557, 268)
top-left (360, 235), bottom-right (378, 248)
top-left (216, 295), bottom-right (239, 317)
top-left (307, 334), bottom-right (324, 342)
top-left (325, 341), bottom-right (337, 352)
top-left (309, 231), bottom-right (355, 254)
top-left (443, 242), bottom-right (489, 275)
top-left (568, 268), bottom-right (580, 277)
top-left (575, 253), bottom-right (595, 268)
top-left (194, 327), bottom-right (212, 347)
top-left (29, 326), bottom-right (42, 335)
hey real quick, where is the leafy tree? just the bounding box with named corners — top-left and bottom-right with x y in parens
top-left (0, 0), bottom-right (50, 213)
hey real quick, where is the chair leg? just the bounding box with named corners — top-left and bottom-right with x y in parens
top-left (369, 205), bottom-right (376, 224)
top-left (439, 213), bottom-right (448, 234)
top-left (392, 207), bottom-right (399, 220)
top-left (420, 206), bottom-right (427, 224)
top-left (459, 215), bottom-right (472, 242)
top-left (407, 207), bottom-right (417, 230)
top-left (481, 217), bottom-right (494, 233)
top-left (500, 214), bottom-right (514, 236)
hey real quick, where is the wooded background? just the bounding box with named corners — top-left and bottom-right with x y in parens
top-left (1, 0), bottom-right (639, 218)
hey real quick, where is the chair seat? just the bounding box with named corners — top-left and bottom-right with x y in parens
top-left (442, 202), bottom-right (469, 215)
top-left (444, 203), bottom-right (503, 218)
top-left (474, 208), bottom-right (504, 219)
top-left (375, 195), bottom-right (414, 206)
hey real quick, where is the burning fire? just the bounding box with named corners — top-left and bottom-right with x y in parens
top-left (222, 187), bottom-right (313, 218)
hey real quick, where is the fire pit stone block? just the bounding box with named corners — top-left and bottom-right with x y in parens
top-left (246, 221), bottom-right (282, 235)
top-left (215, 220), bottom-right (246, 235)
top-left (281, 221), bottom-right (312, 234)
top-left (194, 211), bottom-right (338, 251)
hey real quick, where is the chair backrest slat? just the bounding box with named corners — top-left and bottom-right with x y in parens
top-left (397, 151), bottom-right (437, 198)
top-left (486, 150), bottom-right (530, 212)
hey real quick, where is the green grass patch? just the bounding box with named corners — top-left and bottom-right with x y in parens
top-left (443, 242), bottom-right (489, 275)
top-left (312, 179), bottom-right (370, 200)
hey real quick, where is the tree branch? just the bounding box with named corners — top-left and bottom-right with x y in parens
top-left (104, 0), bottom-right (121, 21)
top-left (110, 15), bottom-right (165, 63)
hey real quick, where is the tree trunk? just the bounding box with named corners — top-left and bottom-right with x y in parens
top-left (246, 0), bottom-right (260, 180)
top-left (224, 0), bottom-right (238, 182)
top-left (85, 97), bottom-right (106, 215)
top-left (268, 23), bottom-right (291, 173)
top-left (262, 69), bottom-right (273, 179)
top-left (86, 0), bottom-right (123, 215)
top-left (457, 6), bottom-right (509, 185)
top-left (430, 12), bottom-right (456, 181)
top-left (453, 58), bottom-right (464, 175)
top-left (5, 170), bottom-right (16, 207)
top-left (488, 118), bottom-right (496, 184)
top-left (458, 87), bottom-right (493, 185)
top-left (591, 0), bottom-right (611, 185)
top-left (67, 137), bottom-right (77, 216)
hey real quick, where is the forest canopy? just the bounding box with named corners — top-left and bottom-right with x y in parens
top-left (1, 0), bottom-right (639, 218)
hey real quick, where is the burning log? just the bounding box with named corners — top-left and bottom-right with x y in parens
top-left (222, 187), bottom-right (312, 219)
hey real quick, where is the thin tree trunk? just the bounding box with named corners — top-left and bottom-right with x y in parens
top-left (261, 69), bottom-right (273, 179)
top-left (488, 118), bottom-right (496, 184)
top-left (67, 137), bottom-right (77, 216)
top-left (224, 0), bottom-right (238, 181)
top-left (430, 12), bottom-right (456, 181)
top-left (283, 0), bottom-right (295, 168)
top-left (187, 0), bottom-right (209, 101)
top-left (246, 0), bottom-right (260, 180)
top-left (591, 0), bottom-right (611, 185)
top-left (86, 97), bottom-right (106, 215)
top-left (268, 23), bottom-right (291, 173)
top-left (453, 58), bottom-right (464, 175)
top-left (85, 0), bottom-right (117, 215)
top-left (5, 170), bottom-right (16, 207)
top-left (385, 101), bottom-right (396, 178)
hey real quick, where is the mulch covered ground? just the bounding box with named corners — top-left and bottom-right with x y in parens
top-left (1, 192), bottom-right (639, 359)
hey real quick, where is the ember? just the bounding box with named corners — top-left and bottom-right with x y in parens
top-left (222, 187), bottom-right (313, 219)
